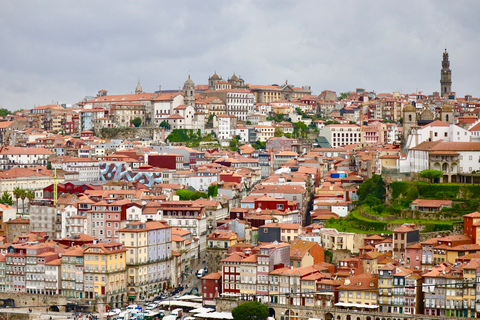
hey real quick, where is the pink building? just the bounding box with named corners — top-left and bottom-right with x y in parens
top-left (405, 242), bottom-right (422, 270)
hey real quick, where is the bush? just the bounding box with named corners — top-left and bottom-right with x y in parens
top-left (357, 174), bottom-right (385, 202)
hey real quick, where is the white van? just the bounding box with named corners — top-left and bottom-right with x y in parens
top-left (171, 308), bottom-right (183, 319)
top-left (196, 269), bottom-right (205, 278)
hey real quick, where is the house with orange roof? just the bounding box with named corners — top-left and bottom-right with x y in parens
top-left (83, 241), bottom-right (126, 309)
top-left (0, 146), bottom-right (53, 171)
top-left (290, 239), bottom-right (324, 267)
top-left (402, 140), bottom-right (480, 183)
top-left (51, 157), bottom-right (99, 182)
top-left (260, 223), bottom-right (301, 243)
top-left (410, 199), bottom-right (452, 212)
top-left (5, 218), bottom-right (29, 243)
top-left (268, 266), bottom-right (319, 305)
top-left (393, 224), bottom-right (419, 263)
top-left (201, 271), bottom-right (223, 303)
top-left (463, 211), bottom-right (480, 244)
top-left (337, 272), bottom-right (378, 308)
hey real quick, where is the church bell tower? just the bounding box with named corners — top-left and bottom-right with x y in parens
top-left (440, 49), bottom-right (452, 95)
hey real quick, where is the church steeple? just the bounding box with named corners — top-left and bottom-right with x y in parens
top-left (440, 49), bottom-right (452, 95)
top-left (183, 75), bottom-right (195, 106)
top-left (135, 79), bottom-right (143, 94)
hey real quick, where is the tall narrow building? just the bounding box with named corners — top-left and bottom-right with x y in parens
top-left (440, 49), bottom-right (452, 95)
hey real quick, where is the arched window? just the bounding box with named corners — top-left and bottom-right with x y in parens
top-left (408, 115), bottom-right (412, 122)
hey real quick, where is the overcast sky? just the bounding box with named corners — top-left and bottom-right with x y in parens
top-left (1, 1), bottom-right (479, 110)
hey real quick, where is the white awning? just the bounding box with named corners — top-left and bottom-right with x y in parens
top-left (190, 307), bottom-right (214, 314)
top-left (194, 312), bottom-right (234, 320)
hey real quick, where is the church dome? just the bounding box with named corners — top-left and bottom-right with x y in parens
top-left (442, 104), bottom-right (453, 112)
top-left (184, 75), bottom-right (194, 86)
top-left (210, 72), bottom-right (220, 80)
top-left (229, 73), bottom-right (238, 81)
top-left (404, 104), bottom-right (415, 112)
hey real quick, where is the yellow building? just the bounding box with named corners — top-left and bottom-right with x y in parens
top-left (300, 273), bottom-right (324, 307)
top-left (338, 273), bottom-right (378, 308)
top-left (239, 254), bottom-right (257, 298)
top-left (462, 258), bottom-right (480, 317)
top-left (0, 167), bottom-right (64, 199)
top-left (249, 85), bottom-right (283, 103)
top-left (272, 105), bottom-right (292, 115)
top-left (83, 241), bottom-right (126, 311)
top-left (445, 270), bottom-right (464, 318)
top-left (119, 222), bottom-right (148, 301)
top-left (119, 221), bottom-right (172, 301)
top-left (433, 244), bottom-right (448, 264)
top-left (254, 125), bottom-right (275, 142)
top-left (207, 230), bottom-right (238, 249)
top-left (445, 244), bottom-right (480, 263)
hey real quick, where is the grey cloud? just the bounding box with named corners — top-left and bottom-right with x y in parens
top-left (0, 0), bottom-right (479, 110)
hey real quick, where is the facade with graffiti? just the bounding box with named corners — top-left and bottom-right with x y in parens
top-left (99, 162), bottom-right (163, 187)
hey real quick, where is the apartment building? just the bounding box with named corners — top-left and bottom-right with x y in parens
top-left (83, 242), bottom-right (126, 311)
top-left (119, 221), bottom-right (172, 302)
top-left (61, 246), bottom-right (85, 299)
top-left (319, 124), bottom-right (361, 148)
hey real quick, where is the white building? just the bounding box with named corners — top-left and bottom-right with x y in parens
top-left (405, 120), bottom-right (471, 150)
top-left (61, 204), bottom-right (79, 238)
top-left (319, 124), bottom-right (362, 148)
top-left (401, 140), bottom-right (480, 182)
top-left (52, 158), bottom-right (100, 182)
top-left (0, 146), bottom-right (53, 170)
top-left (161, 205), bottom-right (207, 255)
top-left (153, 92), bottom-right (184, 126)
top-left (222, 90), bottom-right (256, 121)
top-left (318, 228), bottom-right (356, 252)
top-left (215, 114), bottom-right (237, 140)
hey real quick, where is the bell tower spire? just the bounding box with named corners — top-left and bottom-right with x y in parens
top-left (440, 49), bottom-right (452, 95)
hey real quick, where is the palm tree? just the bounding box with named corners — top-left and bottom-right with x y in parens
top-left (26, 190), bottom-right (35, 213)
top-left (19, 189), bottom-right (26, 214)
top-left (13, 187), bottom-right (21, 212)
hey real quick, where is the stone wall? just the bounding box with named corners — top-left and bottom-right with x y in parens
top-left (0, 313), bottom-right (32, 320)
top-left (215, 298), bottom-right (239, 312)
top-left (0, 293), bottom-right (67, 312)
top-left (207, 247), bottom-right (229, 273)
top-left (329, 250), bottom-right (351, 265)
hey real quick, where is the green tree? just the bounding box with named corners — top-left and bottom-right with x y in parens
top-left (274, 127), bottom-right (283, 137)
top-left (208, 184), bottom-right (218, 198)
top-left (338, 92), bottom-right (350, 100)
top-left (230, 138), bottom-right (239, 151)
top-left (418, 169), bottom-right (443, 183)
top-left (0, 191), bottom-right (13, 206)
top-left (131, 117), bottom-right (142, 127)
top-left (46, 161), bottom-right (52, 170)
top-left (246, 120), bottom-right (252, 125)
top-left (26, 190), bottom-right (35, 212)
top-left (252, 140), bottom-right (266, 150)
top-left (159, 121), bottom-right (171, 130)
top-left (357, 174), bottom-right (386, 202)
top-left (176, 189), bottom-right (195, 200)
top-left (232, 301), bottom-right (268, 320)
top-left (294, 121), bottom-right (307, 131)
top-left (176, 190), bottom-right (208, 200)
top-left (0, 109), bottom-right (12, 117)
top-left (13, 187), bottom-right (22, 212)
